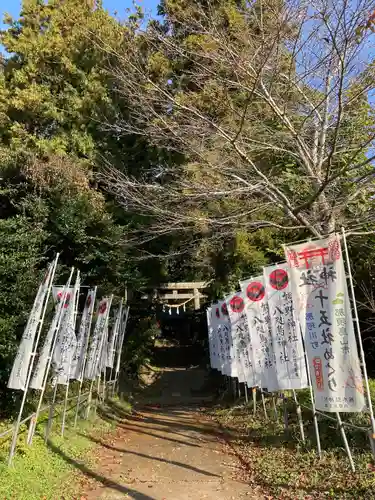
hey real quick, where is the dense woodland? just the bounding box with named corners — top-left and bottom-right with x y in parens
top-left (1, 0), bottom-right (375, 415)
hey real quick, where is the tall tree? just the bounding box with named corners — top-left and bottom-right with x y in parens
top-left (103, 0), bottom-right (375, 242)
top-left (0, 0), bottom-right (142, 412)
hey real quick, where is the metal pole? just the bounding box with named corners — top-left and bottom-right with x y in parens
top-left (283, 393), bottom-right (289, 432)
top-left (244, 382), bottom-right (248, 403)
top-left (101, 323), bottom-right (110, 402)
top-left (94, 373), bottom-right (101, 416)
top-left (61, 272), bottom-right (80, 437)
top-left (272, 394), bottom-right (279, 422)
top-left (292, 389), bottom-right (305, 443)
top-left (261, 390), bottom-right (268, 421)
top-left (300, 326), bottom-right (322, 458)
top-left (108, 367), bottom-right (114, 397)
top-left (27, 414), bottom-right (36, 445)
top-left (86, 378), bottom-right (95, 419)
top-left (102, 368), bottom-right (106, 401)
top-left (61, 381), bottom-right (70, 437)
top-left (45, 382), bottom-right (58, 443)
top-left (113, 305), bottom-right (129, 394)
top-left (336, 412), bottom-right (355, 472)
top-left (74, 287), bottom-right (97, 427)
top-left (108, 299), bottom-right (123, 398)
top-left (342, 228), bottom-right (375, 443)
top-left (28, 267), bottom-right (74, 446)
top-left (252, 387), bottom-right (257, 416)
top-left (93, 295), bottom-right (113, 413)
top-left (308, 377), bottom-right (321, 457)
top-left (8, 255), bottom-right (59, 465)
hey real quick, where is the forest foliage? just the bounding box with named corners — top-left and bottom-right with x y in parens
top-left (1, 0), bottom-right (375, 414)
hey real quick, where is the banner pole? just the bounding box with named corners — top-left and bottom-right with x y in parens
top-left (341, 227), bottom-right (375, 444)
top-left (300, 327), bottom-right (322, 457)
top-left (8, 254), bottom-right (59, 465)
top-left (244, 382), bottom-right (248, 403)
top-left (102, 368), bottom-right (106, 401)
top-left (45, 382), bottom-right (58, 443)
top-left (94, 373), bottom-right (101, 416)
top-left (108, 367), bottom-right (114, 397)
top-left (272, 394), bottom-right (279, 422)
top-left (74, 286), bottom-right (97, 427)
top-left (292, 389), bottom-right (305, 443)
top-left (61, 272), bottom-right (80, 437)
top-left (113, 305), bottom-right (129, 395)
top-left (109, 299), bottom-right (123, 397)
top-left (252, 387), bottom-right (257, 416)
top-left (261, 389), bottom-right (268, 421)
top-left (28, 267), bottom-right (75, 446)
top-left (86, 378), bottom-right (95, 419)
top-left (61, 380), bottom-right (70, 437)
top-left (282, 392), bottom-right (289, 432)
top-left (336, 412), bottom-right (355, 472)
top-left (93, 295), bottom-right (113, 414)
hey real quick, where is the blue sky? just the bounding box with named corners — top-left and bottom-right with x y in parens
top-left (0, 0), bottom-right (159, 30)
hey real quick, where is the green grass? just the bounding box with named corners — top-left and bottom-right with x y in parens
top-left (0, 397), bottom-right (131, 499)
top-left (210, 382), bottom-right (375, 499)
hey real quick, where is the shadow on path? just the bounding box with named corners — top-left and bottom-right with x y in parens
top-left (84, 434), bottom-right (221, 478)
top-left (97, 407), bottom-right (203, 448)
top-left (45, 438), bottom-right (155, 500)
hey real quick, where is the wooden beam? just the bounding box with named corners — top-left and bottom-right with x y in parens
top-left (194, 288), bottom-right (200, 309)
top-left (159, 282), bottom-right (208, 290)
top-left (159, 292), bottom-right (207, 300)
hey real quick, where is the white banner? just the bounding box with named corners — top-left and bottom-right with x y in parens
top-left (217, 299), bottom-right (238, 378)
top-left (30, 304), bottom-right (61, 390)
top-left (71, 288), bottom-right (96, 380)
top-left (227, 292), bottom-right (257, 386)
top-left (53, 272), bottom-right (80, 385)
top-left (264, 263), bottom-right (309, 390)
top-left (206, 307), bottom-right (218, 370)
top-left (115, 305), bottom-right (129, 375)
top-left (107, 301), bottom-right (123, 369)
top-left (211, 303), bottom-right (225, 374)
top-left (99, 324), bottom-right (109, 374)
top-left (85, 296), bottom-right (112, 380)
top-left (30, 272), bottom-right (73, 390)
top-left (240, 276), bottom-right (278, 391)
top-left (208, 305), bottom-right (224, 371)
top-left (52, 287), bottom-right (73, 304)
top-left (285, 234), bottom-right (365, 412)
top-left (97, 301), bottom-right (113, 376)
top-left (8, 257), bottom-right (57, 391)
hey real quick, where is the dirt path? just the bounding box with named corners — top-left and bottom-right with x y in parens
top-left (79, 404), bottom-right (255, 500)
top-left (76, 366), bottom-right (261, 499)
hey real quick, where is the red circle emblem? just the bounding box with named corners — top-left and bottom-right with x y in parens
top-left (269, 269), bottom-right (288, 290)
top-left (230, 296), bottom-right (244, 313)
top-left (99, 301), bottom-right (107, 314)
top-left (64, 293), bottom-right (71, 308)
top-left (221, 302), bottom-right (228, 316)
top-left (246, 282), bottom-right (265, 302)
top-left (215, 307), bottom-right (220, 318)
